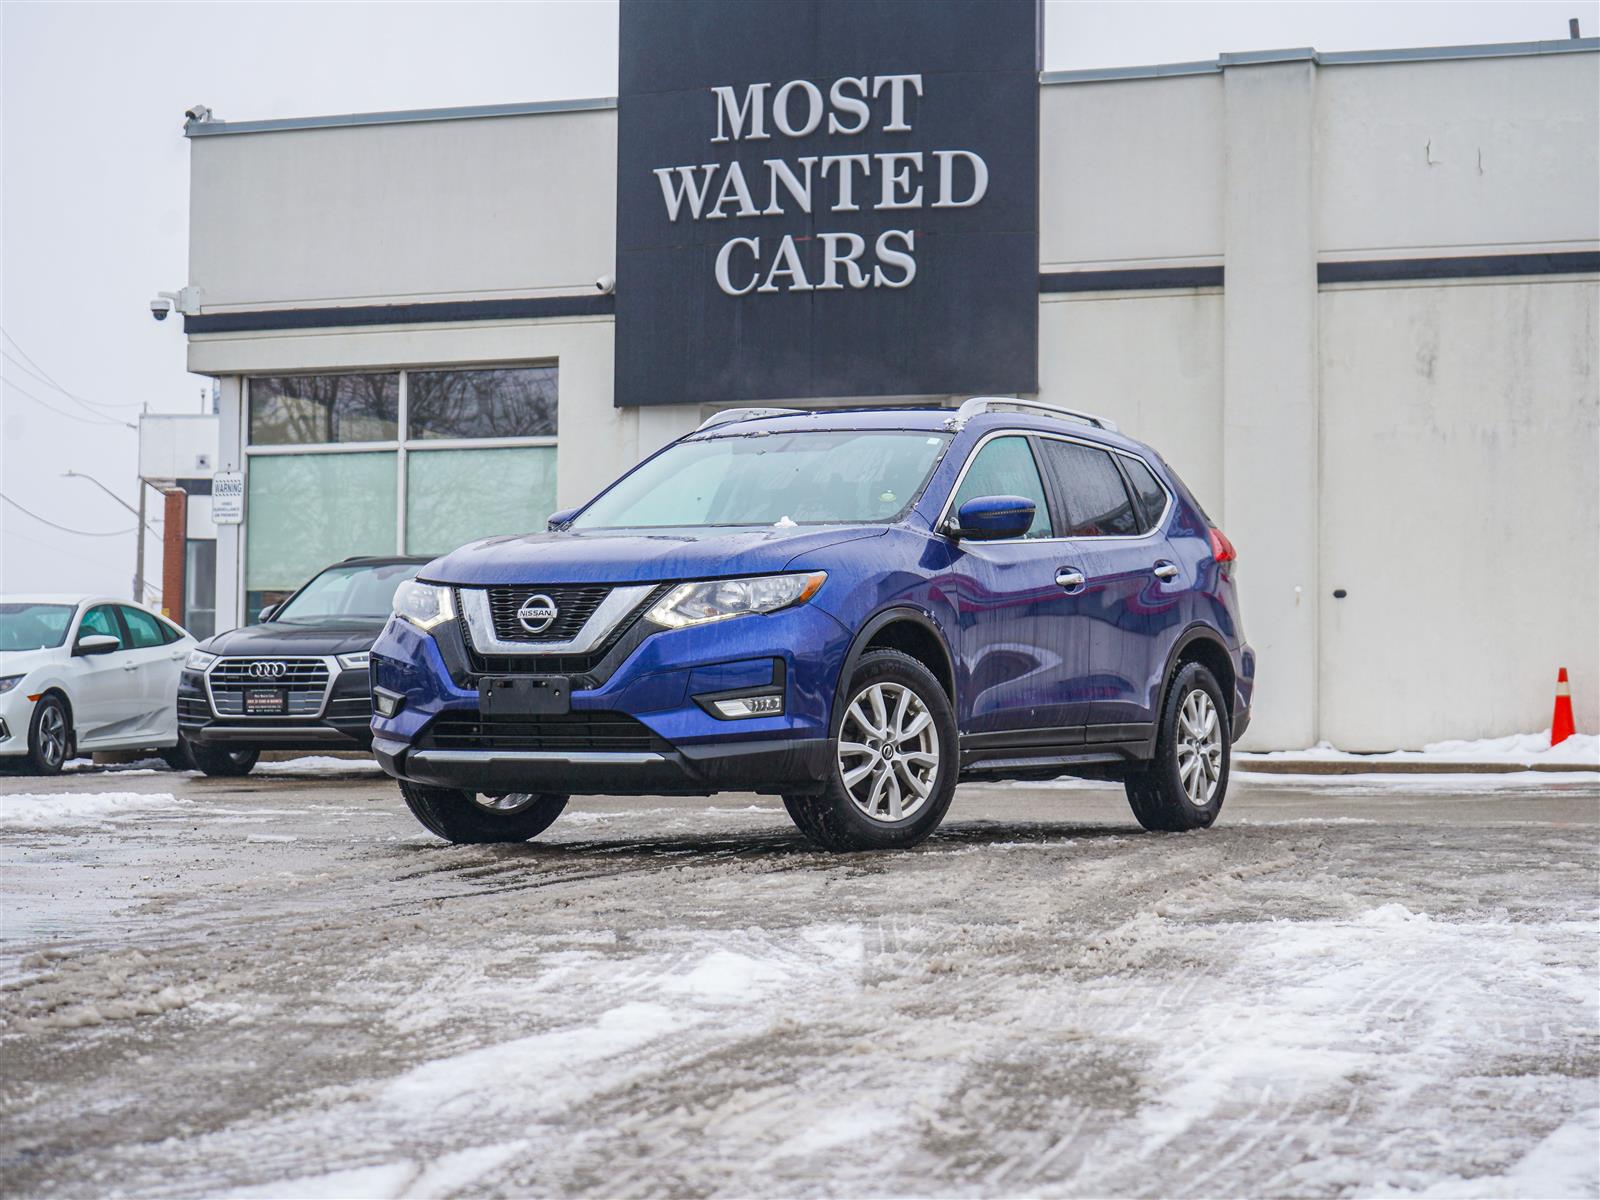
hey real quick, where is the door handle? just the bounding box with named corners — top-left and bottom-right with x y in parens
top-left (1153, 562), bottom-right (1180, 580)
top-left (1056, 570), bottom-right (1086, 590)
top-left (122, 663), bottom-right (140, 671)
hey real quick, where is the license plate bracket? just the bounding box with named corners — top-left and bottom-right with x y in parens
top-left (244, 688), bottom-right (287, 715)
top-left (479, 675), bottom-right (571, 717)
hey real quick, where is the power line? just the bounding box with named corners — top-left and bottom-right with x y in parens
top-left (0, 493), bottom-right (137, 537)
top-left (2, 378), bottom-right (136, 429)
top-left (0, 326), bottom-right (143, 412)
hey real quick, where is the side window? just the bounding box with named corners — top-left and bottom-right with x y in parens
top-left (1036, 440), bottom-right (1142, 538)
top-left (950, 436), bottom-right (1052, 539)
top-left (79, 605), bottom-right (124, 648)
top-left (1119, 455), bottom-right (1170, 533)
top-left (119, 606), bottom-right (165, 650)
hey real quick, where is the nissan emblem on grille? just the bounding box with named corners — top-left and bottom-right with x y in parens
top-left (516, 594), bottom-right (559, 634)
top-left (250, 661), bottom-right (287, 679)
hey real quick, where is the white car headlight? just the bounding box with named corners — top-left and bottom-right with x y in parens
top-left (646, 572), bottom-right (826, 629)
top-left (337, 651), bottom-right (371, 670)
top-left (185, 649), bottom-right (218, 672)
top-left (394, 580), bottom-right (455, 631)
top-left (0, 673), bottom-right (24, 695)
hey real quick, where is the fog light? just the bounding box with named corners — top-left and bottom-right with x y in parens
top-left (373, 688), bottom-right (405, 719)
top-left (710, 693), bottom-right (783, 719)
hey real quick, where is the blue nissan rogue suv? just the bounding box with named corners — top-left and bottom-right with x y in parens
top-left (370, 399), bottom-right (1253, 851)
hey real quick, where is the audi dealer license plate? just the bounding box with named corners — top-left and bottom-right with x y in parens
top-left (479, 676), bottom-right (571, 716)
top-left (244, 688), bottom-right (287, 715)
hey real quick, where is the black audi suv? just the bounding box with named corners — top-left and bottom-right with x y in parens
top-left (177, 557), bottom-right (426, 775)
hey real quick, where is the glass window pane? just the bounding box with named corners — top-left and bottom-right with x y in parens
top-left (1037, 440), bottom-right (1142, 537)
top-left (1119, 455), bottom-right (1169, 533)
top-left (249, 374), bottom-right (398, 445)
top-left (80, 605), bottom-right (124, 648)
top-left (119, 606), bottom-right (165, 649)
top-left (951, 436), bottom-right (1052, 538)
top-left (407, 367), bottom-right (558, 440)
top-left (184, 540), bottom-right (217, 640)
top-left (246, 453), bottom-right (398, 609)
top-left (406, 446), bottom-right (556, 555)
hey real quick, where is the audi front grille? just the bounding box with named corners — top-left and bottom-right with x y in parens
top-left (207, 657), bottom-right (332, 718)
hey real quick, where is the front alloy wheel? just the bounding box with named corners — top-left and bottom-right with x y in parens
top-left (838, 681), bottom-right (941, 823)
top-left (28, 697), bottom-right (71, 775)
top-left (784, 648), bottom-right (959, 852)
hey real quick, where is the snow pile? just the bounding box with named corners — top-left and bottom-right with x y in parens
top-left (254, 755), bottom-right (384, 774)
top-left (1240, 730), bottom-right (1598, 767)
top-left (0, 792), bottom-right (187, 828)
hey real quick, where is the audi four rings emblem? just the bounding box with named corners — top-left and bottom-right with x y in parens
top-left (516, 594), bottom-right (560, 634)
top-left (249, 661), bottom-right (287, 679)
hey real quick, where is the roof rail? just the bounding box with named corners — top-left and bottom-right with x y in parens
top-left (695, 407), bottom-right (808, 432)
top-left (951, 396), bottom-right (1119, 433)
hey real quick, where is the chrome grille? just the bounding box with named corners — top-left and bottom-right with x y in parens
top-left (207, 657), bottom-right (331, 718)
top-left (484, 585), bottom-right (612, 643)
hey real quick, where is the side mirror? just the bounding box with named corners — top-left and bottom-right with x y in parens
top-left (949, 495), bottom-right (1037, 541)
top-left (546, 507), bottom-right (579, 531)
top-left (257, 604), bottom-right (277, 622)
top-left (74, 634), bottom-right (121, 657)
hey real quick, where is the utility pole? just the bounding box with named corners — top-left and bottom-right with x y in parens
top-left (134, 481), bottom-right (147, 603)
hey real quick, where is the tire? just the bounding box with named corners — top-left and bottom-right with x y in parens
top-left (158, 742), bottom-right (193, 771)
top-left (187, 741), bottom-right (260, 777)
top-left (783, 648), bottom-right (959, 852)
top-left (399, 781), bottom-right (568, 844)
top-left (1124, 661), bottom-right (1231, 832)
top-left (26, 695), bottom-right (72, 775)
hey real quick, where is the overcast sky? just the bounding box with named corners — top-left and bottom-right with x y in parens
top-left (2, 0), bottom-right (1593, 605)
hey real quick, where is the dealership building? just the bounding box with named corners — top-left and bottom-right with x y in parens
top-left (171, 8), bottom-right (1599, 752)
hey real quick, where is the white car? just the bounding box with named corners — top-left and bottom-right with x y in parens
top-left (0, 595), bottom-right (195, 774)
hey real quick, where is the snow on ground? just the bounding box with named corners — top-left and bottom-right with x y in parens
top-left (254, 755), bottom-right (385, 774)
top-left (1239, 729), bottom-right (1599, 767)
top-left (0, 771), bottom-right (1595, 1198)
top-left (0, 791), bottom-right (187, 828)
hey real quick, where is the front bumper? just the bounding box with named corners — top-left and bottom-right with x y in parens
top-left (370, 600), bottom-right (854, 797)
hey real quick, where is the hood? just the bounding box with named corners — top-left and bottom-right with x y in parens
top-left (0, 647), bottom-right (60, 677)
top-left (203, 621), bottom-right (383, 658)
top-left (425, 525), bottom-right (888, 586)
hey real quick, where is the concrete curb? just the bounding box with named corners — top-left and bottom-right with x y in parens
top-left (1237, 760), bottom-right (1598, 775)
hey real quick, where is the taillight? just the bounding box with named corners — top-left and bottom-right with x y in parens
top-left (1209, 527), bottom-right (1236, 564)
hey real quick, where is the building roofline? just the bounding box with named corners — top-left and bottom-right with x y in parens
top-left (1041, 36), bottom-right (1598, 85)
top-left (180, 36), bottom-right (1599, 137)
top-left (183, 95), bottom-right (617, 138)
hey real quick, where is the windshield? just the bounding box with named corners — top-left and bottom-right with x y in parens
top-left (272, 562), bottom-right (420, 624)
top-left (0, 603), bottom-right (76, 651)
top-left (570, 430), bottom-right (952, 529)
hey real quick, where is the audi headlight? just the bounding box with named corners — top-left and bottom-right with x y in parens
top-left (393, 580), bottom-right (455, 631)
top-left (0, 674), bottom-right (23, 695)
top-left (185, 649), bottom-right (217, 672)
top-left (646, 572), bottom-right (826, 629)
top-left (337, 651), bottom-right (371, 670)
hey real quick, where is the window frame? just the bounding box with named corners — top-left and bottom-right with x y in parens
top-left (938, 428), bottom-right (1173, 544)
top-left (240, 364), bottom-right (558, 614)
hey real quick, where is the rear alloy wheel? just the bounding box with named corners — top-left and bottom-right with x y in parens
top-left (400, 781), bottom-right (568, 844)
top-left (27, 696), bottom-right (71, 775)
top-left (1124, 661), bottom-right (1230, 832)
top-left (784, 648), bottom-right (958, 852)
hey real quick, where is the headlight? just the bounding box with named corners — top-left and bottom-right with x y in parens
top-left (394, 580), bottom-right (455, 631)
top-left (646, 572), bottom-right (826, 629)
top-left (185, 649), bottom-right (217, 672)
top-left (337, 651), bottom-right (371, 670)
top-left (0, 674), bottom-right (23, 695)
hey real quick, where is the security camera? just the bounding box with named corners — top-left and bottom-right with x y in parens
top-left (185, 104), bottom-right (212, 124)
top-left (595, 274), bottom-right (615, 295)
top-left (150, 297), bottom-right (172, 321)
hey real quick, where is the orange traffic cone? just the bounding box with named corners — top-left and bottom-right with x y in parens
top-left (1551, 668), bottom-right (1576, 747)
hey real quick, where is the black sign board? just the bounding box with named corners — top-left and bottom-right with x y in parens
top-left (615, 0), bottom-right (1041, 408)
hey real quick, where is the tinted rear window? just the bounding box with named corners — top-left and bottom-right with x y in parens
top-left (1036, 440), bottom-right (1142, 538)
top-left (1119, 455), bottom-right (1169, 533)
